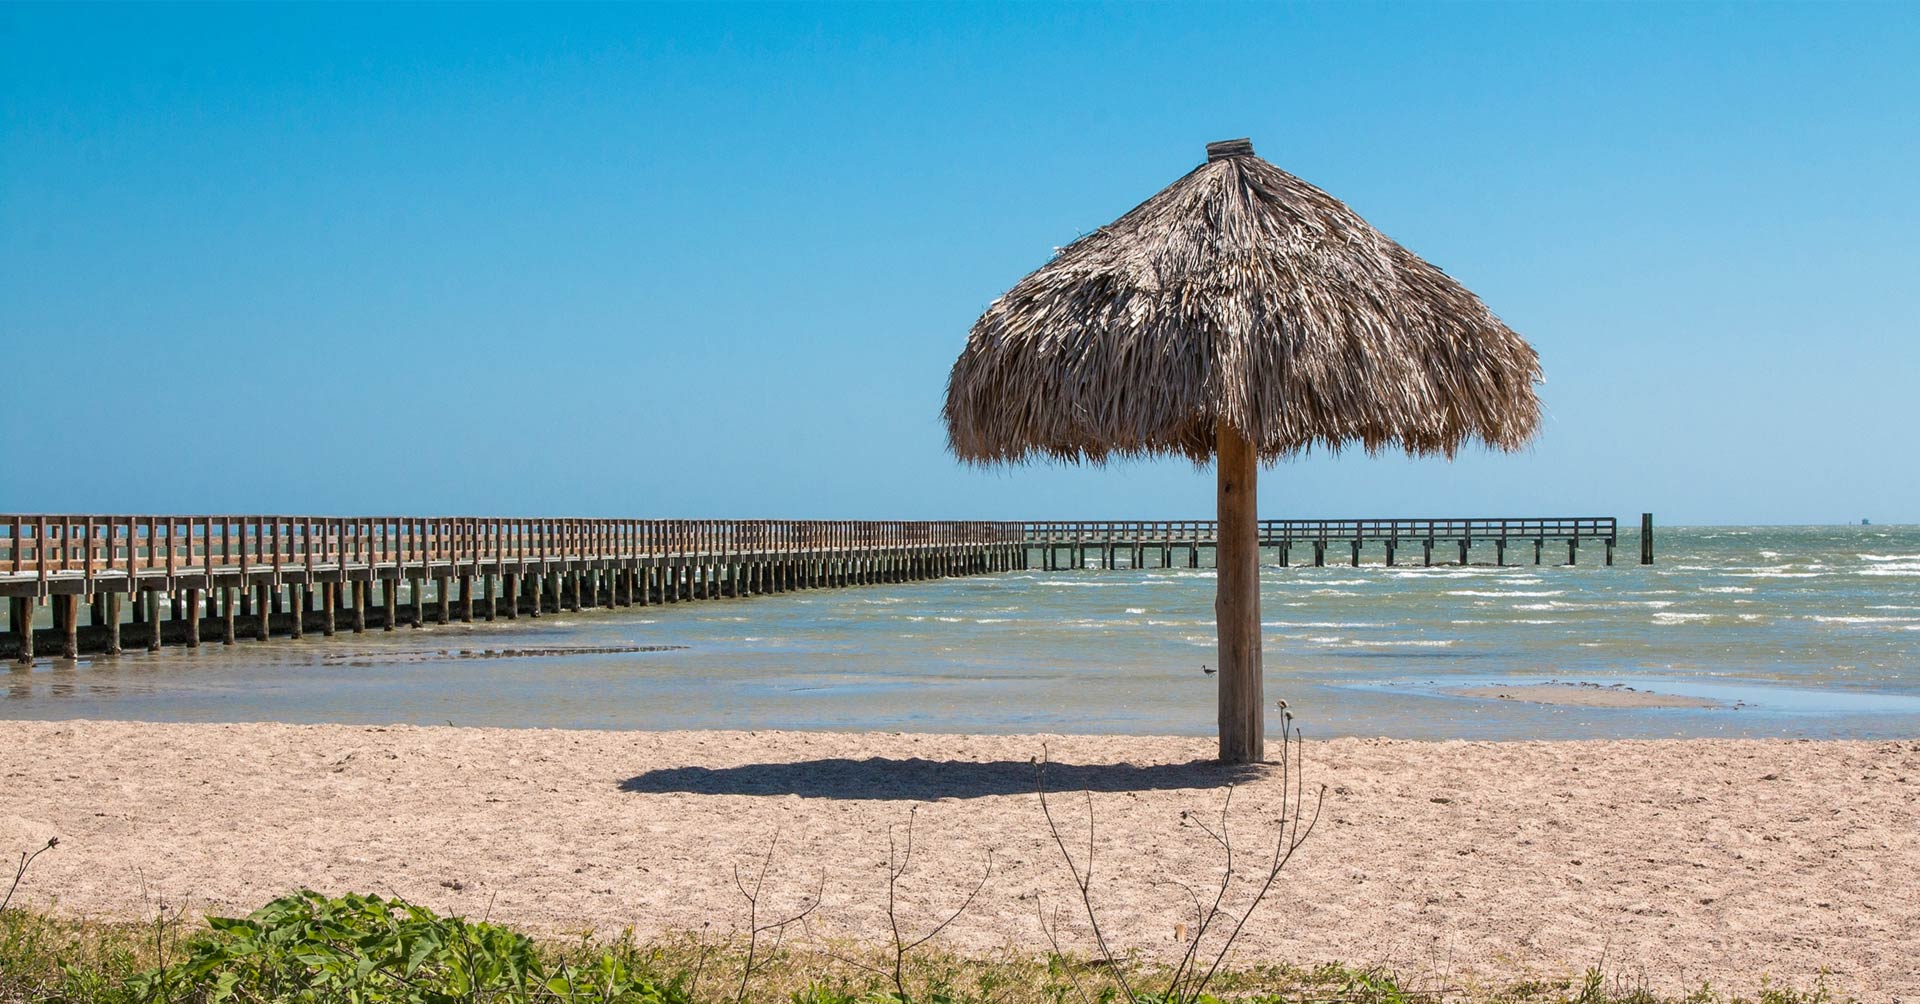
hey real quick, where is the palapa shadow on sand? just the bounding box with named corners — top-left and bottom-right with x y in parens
top-left (618, 756), bottom-right (1264, 800)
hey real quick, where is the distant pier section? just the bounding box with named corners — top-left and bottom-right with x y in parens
top-left (1, 513), bottom-right (1648, 661)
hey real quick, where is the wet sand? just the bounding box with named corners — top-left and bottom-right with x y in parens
top-left (1, 721), bottom-right (1915, 996)
top-left (1450, 682), bottom-right (1722, 709)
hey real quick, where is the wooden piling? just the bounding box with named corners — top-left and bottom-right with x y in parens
top-left (1640, 513), bottom-right (1654, 565)
top-left (105, 592), bottom-right (122, 654)
top-left (322, 583), bottom-right (336, 637)
top-left (256, 584), bottom-right (270, 640)
top-left (290, 585), bottom-right (305, 638)
top-left (185, 589), bottom-right (202, 647)
top-left (384, 579), bottom-right (398, 630)
top-left (58, 594), bottom-right (78, 659)
top-left (352, 581), bottom-right (367, 633)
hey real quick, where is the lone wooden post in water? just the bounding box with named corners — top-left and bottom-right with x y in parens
top-left (1641, 513), bottom-right (1655, 565)
top-left (944, 138), bottom-right (1543, 763)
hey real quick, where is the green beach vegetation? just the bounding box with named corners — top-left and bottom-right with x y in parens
top-left (0, 892), bottom-right (1851, 1004)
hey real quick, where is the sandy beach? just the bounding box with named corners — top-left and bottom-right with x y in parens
top-left (1, 721), bottom-right (1915, 996)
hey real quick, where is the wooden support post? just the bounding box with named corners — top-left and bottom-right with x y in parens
top-left (384, 579), bottom-right (398, 630)
top-left (1605, 539), bottom-right (1615, 566)
top-left (529, 574), bottom-right (544, 616)
top-left (10, 597), bottom-right (29, 664)
top-left (1568, 539), bottom-right (1578, 565)
top-left (106, 592), bottom-right (122, 654)
top-left (460, 575), bottom-right (474, 622)
top-left (322, 583), bottom-right (336, 637)
top-left (290, 585), bottom-right (305, 638)
top-left (437, 577), bottom-right (451, 623)
top-left (485, 574), bottom-right (497, 620)
top-left (352, 581), bottom-right (367, 633)
top-left (1385, 541), bottom-right (1396, 566)
top-left (1312, 542), bottom-right (1325, 567)
top-left (503, 573), bottom-right (518, 618)
top-left (410, 578), bottom-right (426, 626)
top-left (1496, 540), bottom-right (1507, 567)
top-left (219, 587), bottom-right (234, 644)
top-left (146, 592), bottom-right (162, 651)
top-left (1215, 424), bottom-right (1264, 765)
top-left (1350, 540), bottom-right (1361, 567)
top-left (184, 589), bottom-right (202, 647)
top-left (256, 584), bottom-right (271, 640)
top-left (1458, 539), bottom-right (1470, 566)
top-left (58, 595), bottom-right (78, 659)
top-left (1423, 539), bottom-right (1433, 567)
top-left (1534, 538), bottom-right (1543, 565)
top-left (1640, 513), bottom-right (1654, 565)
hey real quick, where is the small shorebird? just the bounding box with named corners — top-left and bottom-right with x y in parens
top-left (1201, 663), bottom-right (1216, 675)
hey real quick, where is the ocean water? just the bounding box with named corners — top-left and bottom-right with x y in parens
top-left (5, 526), bottom-right (1919, 740)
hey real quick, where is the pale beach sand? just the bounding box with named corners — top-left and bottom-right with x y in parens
top-left (2, 722), bottom-right (1915, 995)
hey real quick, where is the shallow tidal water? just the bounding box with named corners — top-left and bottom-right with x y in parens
top-left (6, 526), bottom-right (1919, 740)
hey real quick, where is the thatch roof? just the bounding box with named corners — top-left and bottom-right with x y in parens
top-left (944, 139), bottom-right (1542, 464)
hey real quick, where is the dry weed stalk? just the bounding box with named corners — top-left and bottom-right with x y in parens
top-left (730, 829), bottom-right (825, 1004)
top-left (1035, 726), bottom-right (1324, 1004)
top-left (0, 837), bottom-right (58, 915)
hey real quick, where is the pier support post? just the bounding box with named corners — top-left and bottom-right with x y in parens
top-left (290, 585), bottom-right (305, 639)
top-left (352, 581), bottom-right (367, 633)
top-left (1640, 513), bottom-right (1654, 565)
top-left (1534, 538), bottom-right (1543, 565)
top-left (1313, 542), bottom-right (1325, 567)
top-left (1458, 539), bottom-right (1470, 566)
top-left (257, 584), bottom-right (271, 640)
top-left (437, 577), bottom-right (451, 624)
top-left (10, 597), bottom-right (30, 664)
top-left (384, 579), bottom-right (398, 629)
top-left (485, 574), bottom-right (497, 620)
top-left (503, 574), bottom-right (518, 618)
top-left (57, 595), bottom-right (78, 659)
top-left (1568, 539), bottom-right (1578, 566)
top-left (183, 589), bottom-right (200, 647)
top-left (1350, 540), bottom-right (1361, 567)
top-left (1495, 540), bottom-right (1506, 567)
top-left (106, 592), bottom-right (122, 654)
top-left (1423, 540), bottom-right (1433, 567)
top-left (322, 584), bottom-right (336, 637)
top-left (460, 575), bottom-right (474, 622)
top-left (147, 592), bottom-right (163, 651)
top-left (221, 587), bottom-right (236, 644)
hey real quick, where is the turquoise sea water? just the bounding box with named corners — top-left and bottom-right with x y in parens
top-left (5, 526), bottom-right (1919, 739)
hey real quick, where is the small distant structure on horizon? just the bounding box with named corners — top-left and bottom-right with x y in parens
top-left (1862, 518), bottom-right (1872, 525)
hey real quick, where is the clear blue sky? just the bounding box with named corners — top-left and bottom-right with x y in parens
top-left (4, 3), bottom-right (1915, 525)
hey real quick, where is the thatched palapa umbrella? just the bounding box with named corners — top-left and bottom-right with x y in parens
top-left (945, 139), bottom-right (1542, 763)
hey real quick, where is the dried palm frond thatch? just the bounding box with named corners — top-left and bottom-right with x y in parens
top-left (945, 139), bottom-right (1541, 465)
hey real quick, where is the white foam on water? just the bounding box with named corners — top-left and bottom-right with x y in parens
top-left (1344, 638), bottom-right (1456, 648)
top-left (1699, 586), bottom-right (1755, 594)
top-left (1653, 612), bottom-right (1715, 623)
top-left (1859, 569), bottom-right (1920, 577)
top-left (1310, 589), bottom-right (1363, 596)
top-left (1727, 570), bottom-right (1826, 579)
top-left (1448, 589), bottom-right (1565, 598)
top-left (1035, 580), bottom-right (1123, 587)
top-left (973, 618), bottom-right (1011, 624)
top-left (1810, 615), bottom-right (1920, 624)
top-left (1268, 621), bottom-right (1383, 629)
top-left (1860, 554), bottom-right (1920, 562)
top-left (1125, 607), bottom-right (1146, 614)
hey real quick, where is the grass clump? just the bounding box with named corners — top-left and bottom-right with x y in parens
top-left (0, 895), bottom-right (1856, 1004)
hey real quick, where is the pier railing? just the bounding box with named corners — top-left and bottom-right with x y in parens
top-left (1022, 517), bottom-right (1617, 544)
top-left (0, 515), bottom-right (1026, 594)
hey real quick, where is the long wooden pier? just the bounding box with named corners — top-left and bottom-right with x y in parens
top-left (0, 513), bottom-right (1645, 662)
top-left (1025, 516), bottom-right (1629, 570)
